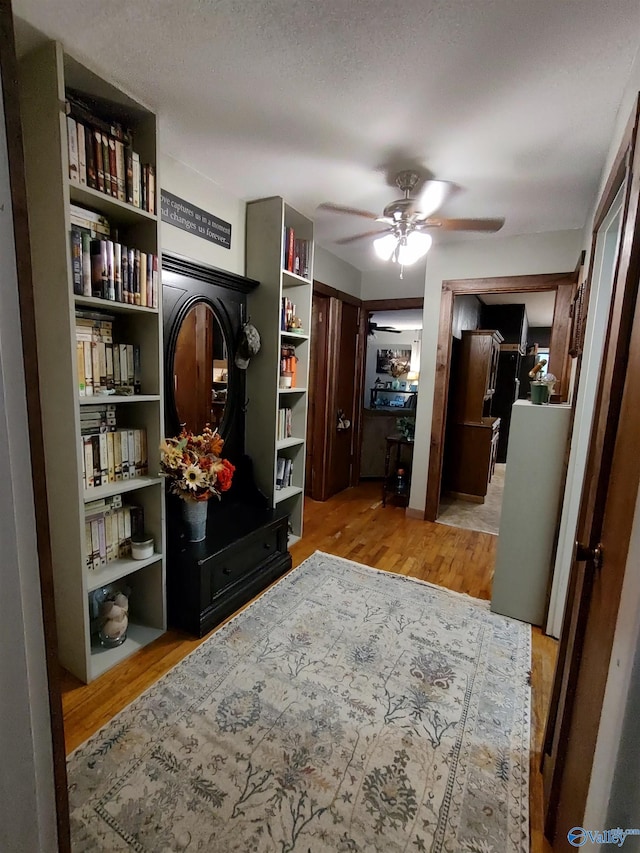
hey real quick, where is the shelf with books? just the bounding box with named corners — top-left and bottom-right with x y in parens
top-left (69, 183), bottom-right (157, 225)
top-left (20, 39), bottom-right (165, 683)
top-left (246, 197), bottom-right (313, 542)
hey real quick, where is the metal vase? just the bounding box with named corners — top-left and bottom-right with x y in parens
top-left (182, 498), bottom-right (208, 542)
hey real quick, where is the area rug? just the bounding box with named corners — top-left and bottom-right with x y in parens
top-left (68, 551), bottom-right (531, 852)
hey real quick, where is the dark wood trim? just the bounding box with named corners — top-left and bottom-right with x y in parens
top-left (363, 297), bottom-right (424, 311)
top-left (543, 94), bottom-right (640, 844)
top-left (313, 278), bottom-right (362, 307)
top-left (163, 252), bottom-right (259, 294)
top-left (548, 283), bottom-right (575, 401)
top-left (0, 3), bottom-right (70, 848)
top-left (352, 303), bottom-right (367, 484)
top-left (425, 271), bottom-right (578, 522)
top-left (592, 103), bottom-right (638, 233)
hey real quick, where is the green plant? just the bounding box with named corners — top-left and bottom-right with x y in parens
top-left (397, 417), bottom-right (415, 441)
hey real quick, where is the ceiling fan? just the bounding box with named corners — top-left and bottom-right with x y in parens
top-left (319, 170), bottom-right (504, 266)
top-left (367, 320), bottom-right (402, 336)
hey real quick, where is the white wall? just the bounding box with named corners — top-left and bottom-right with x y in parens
top-left (160, 152), bottom-right (246, 275)
top-left (361, 260), bottom-right (428, 300)
top-left (0, 75), bottom-right (57, 852)
top-left (408, 229), bottom-right (584, 511)
top-left (314, 245), bottom-right (362, 298)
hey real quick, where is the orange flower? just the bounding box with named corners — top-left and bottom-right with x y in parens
top-left (216, 458), bottom-right (235, 492)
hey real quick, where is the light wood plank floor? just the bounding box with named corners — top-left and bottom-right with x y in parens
top-left (61, 482), bottom-right (556, 852)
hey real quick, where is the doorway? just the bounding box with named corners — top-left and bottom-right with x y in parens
top-left (437, 290), bottom-right (558, 536)
top-left (425, 272), bottom-right (577, 523)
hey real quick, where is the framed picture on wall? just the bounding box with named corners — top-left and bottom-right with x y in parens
top-left (376, 348), bottom-right (411, 376)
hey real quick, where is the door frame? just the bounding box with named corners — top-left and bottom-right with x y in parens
top-left (542, 96), bottom-right (640, 846)
top-left (308, 280), bottom-right (364, 500)
top-left (425, 272), bottom-right (578, 521)
top-left (0, 2), bottom-right (70, 847)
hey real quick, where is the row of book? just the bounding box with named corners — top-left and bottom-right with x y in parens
top-left (82, 426), bottom-right (148, 490)
top-left (282, 227), bottom-right (311, 279)
top-left (276, 456), bottom-right (295, 490)
top-left (70, 205), bottom-right (158, 307)
top-left (66, 90), bottom-right (155, 214)
top-left (276, 407), bottom-right (293, 441)
top-left (76, 311), bottom-right (141, 396)
top-left (84, 494), bottom-right (145, 570)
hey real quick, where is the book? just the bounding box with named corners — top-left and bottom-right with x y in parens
top-left (101, 133), bottom-right (111, 197)
top-left (67, 117), bottom-right (79, 183)
top-left (108, 136), bottom-right (118, 198)
top-left (148, 164), bottom-right (155, 215)
top-left (132, 152), bottom-right (140, 208)
top-left (76, 341), bottom-right (86, 397)
top-left (283, 458), bottom-right (293, 488)
top-left (115, 139), bottom-right (126, 201)
top-left (77, 123), bottom-right (87, 186)
top-left (276, 456), bottom-right (286, 489)
top-left (93, 129), bottom-right (105, 193)
top-left (125, 143), bottom-right (134, 205)
top-left (139, 251), bottom-right (147, 307)
top-left (90, 239), bottom-right (108, 299)
top-left (70, 227), bottom-right (83, 295)
top-left (85, 126), bottom-right (97, 189)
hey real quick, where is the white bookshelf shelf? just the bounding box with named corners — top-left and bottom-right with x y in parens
top-left (90, 623), bottom-right (164, 679)
top-left (278, 386), bottom-right (307, 395)
top-left (79, 394), bottom-right (160, 404)
top-left (74, 295), bottom-right (159, 315)
top-left (280, 331), bottom-right (309, 342)
top-left (276, 437), bottom-right (305, 450)
top-left (274, 485), bottom-right (304, 504)
top-left (282, 270), bottom-right (312, 287)
top-left (83, 476), bottom-right (162, 502)
top-left (86, 553), bottom-right (162, 593)
top-left (69, 181), bottom-right (157, 224)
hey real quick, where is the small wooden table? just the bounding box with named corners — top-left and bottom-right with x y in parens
top-left (383, 434), bottom-right (414, 507)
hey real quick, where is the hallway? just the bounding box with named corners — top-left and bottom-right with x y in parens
top-left (61, 481), bottom-right (556, 852)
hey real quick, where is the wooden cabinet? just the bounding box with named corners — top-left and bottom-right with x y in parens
top-left (446, 330), bottom-right (503, 503)
top-left (446, 418), bottom-right (500, 501)
top-left (451, 330), bottom-right (503, 423)
top-left (167, 504), bottom-right (291, 637)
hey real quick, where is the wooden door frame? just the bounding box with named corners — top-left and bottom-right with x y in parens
top-left (0, 3), bottom-right (70, 848)
top-left (310, 281), bottom-right (365, 499)
top-left (542, 97), bottom-right (640, 846)
top-left (425, 272), bottom-right (578, 521)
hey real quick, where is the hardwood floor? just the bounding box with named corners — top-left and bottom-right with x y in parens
top-left (61, 481), bottom-right (556, 852)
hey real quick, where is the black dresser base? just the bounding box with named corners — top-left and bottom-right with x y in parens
top-left (167, 502), bottom-right (292, 638)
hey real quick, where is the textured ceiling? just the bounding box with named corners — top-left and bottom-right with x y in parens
top-left (13, 0), bottom-right (640, 270)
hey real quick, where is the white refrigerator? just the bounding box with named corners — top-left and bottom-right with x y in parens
top-left (490, 400), bottom-right (572, 625)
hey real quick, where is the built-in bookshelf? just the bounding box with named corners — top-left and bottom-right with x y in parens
top-left (245, 198), bottom-right (313, 544)
top-left (19, 41), bottom-right (165, 683)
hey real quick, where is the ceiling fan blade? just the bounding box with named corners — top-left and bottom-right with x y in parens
top-left (317, 202), bottom-right (380, 220)
top-left (411, 180), bottom-right (455, 217)
top-left (334, 228), bottom-right (392, 245)
top-left (420, 217), bottom-right (505, 232)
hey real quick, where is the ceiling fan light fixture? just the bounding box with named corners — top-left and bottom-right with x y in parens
top-left (373, 233), bottom-right (398, 261)
top-left (396, 230), bottom-right (432, 265)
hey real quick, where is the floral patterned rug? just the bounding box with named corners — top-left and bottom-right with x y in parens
top-left (68, 551), bottom-right (531, 852)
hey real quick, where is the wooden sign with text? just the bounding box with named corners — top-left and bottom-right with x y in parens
top-left (160, 189), bottom-right (232, 249)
